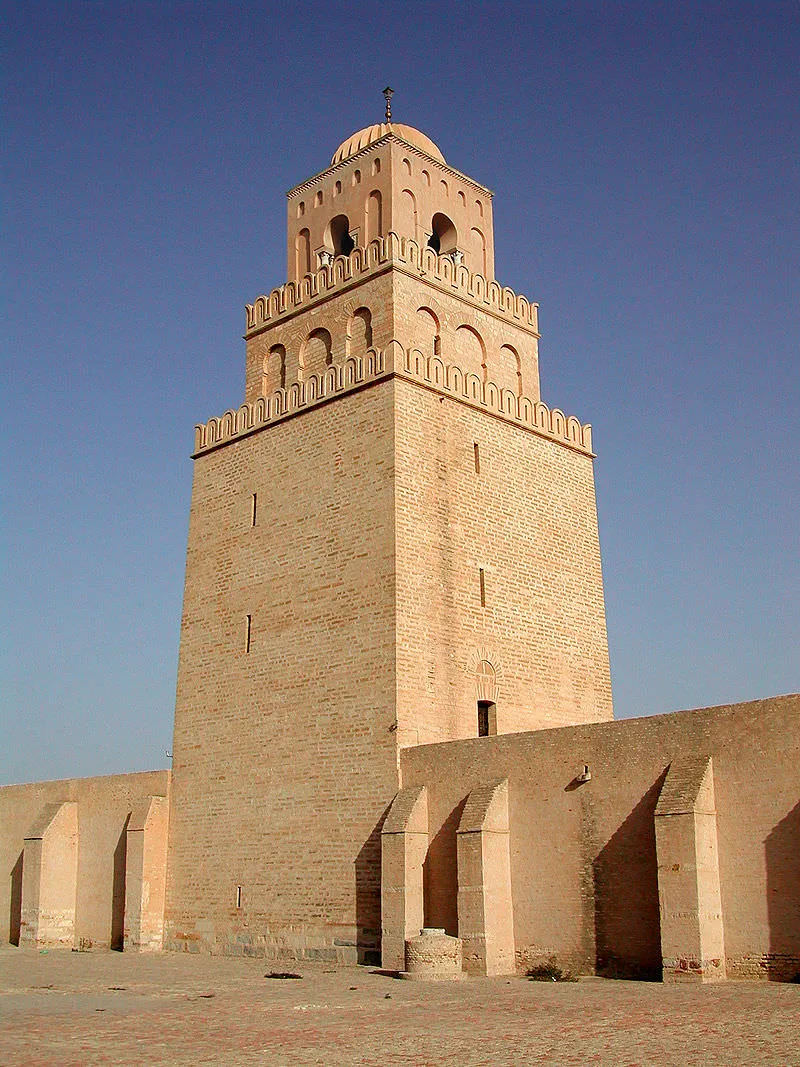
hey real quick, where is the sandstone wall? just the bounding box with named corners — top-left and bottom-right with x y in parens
top-left (394, 374), bottom-right (612, 746)
top-left (165, 382), bottom-right (400, 962)
top-left (399, 695), bottom-right (800, 980)
top-left (0, 770), bottom-right (169, 949)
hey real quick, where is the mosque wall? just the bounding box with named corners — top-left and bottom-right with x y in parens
top-left (0, 770), bottom-right (169, 950)
top-left (397, 695), bottom-right (800, 981)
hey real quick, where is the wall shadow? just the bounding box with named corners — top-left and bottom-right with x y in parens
top-left (765, 800), bottom-right (800, 981)
top-left (593, 773), bottom-right (667, 981)
top-left (9, 851), bottom-right (23, 946)
top-left (110, 814), bottom-right (130, 951)
top-left (355, 807), bottom-right (391, 966)
top-left (423, 798), bottom-right (466, 937)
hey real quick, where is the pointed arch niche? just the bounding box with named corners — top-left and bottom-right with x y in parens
top-left (295, 229), bottom-right (311, 279)
top-left (301, 328), bottom-right (333, 379)
top-left (348, 307), bottom-right (373, 360)
top-left (455, 324), bottom-right (486, 380)
top-left (365, 191), bottom-right (382, 243)
top-left (263, 344), bottom-right (286, 394)
top-left (496, 344), bottom-right (523, 397)
top-left (399, 189), bottom-right (418, 245)
top-left (416, 306), bottom-right (441, 358)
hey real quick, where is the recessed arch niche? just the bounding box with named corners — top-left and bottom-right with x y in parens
top-left (301, 328), bottom-right (333, 378)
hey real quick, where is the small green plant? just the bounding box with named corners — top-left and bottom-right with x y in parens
top-left (526, 958), bottom-right (577, 982)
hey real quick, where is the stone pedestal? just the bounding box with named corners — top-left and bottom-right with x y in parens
top-left (403, 928), bottom-right (464, 980)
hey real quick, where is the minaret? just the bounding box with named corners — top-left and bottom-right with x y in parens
top-left (165, 106), bottom-right (612, 961)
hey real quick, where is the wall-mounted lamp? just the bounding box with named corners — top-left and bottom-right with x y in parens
top-left (576, 764), bottom-right (592, 783)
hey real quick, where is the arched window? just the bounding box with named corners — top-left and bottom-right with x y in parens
top-left (295, 229), bottom-right (311, 278)
top-left (476, 659), bottom-right (497, 736)
top-left (428, 212), bottom-right (457, 255)
top-left (327, 214), bottom-right (355, 257)
top-left (353, 169), bottom-right (361, 185)
top-left (372, 157), bottom-right (381, 175)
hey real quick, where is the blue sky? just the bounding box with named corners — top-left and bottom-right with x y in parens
top-left (2, 1), bottom-right (798, 784)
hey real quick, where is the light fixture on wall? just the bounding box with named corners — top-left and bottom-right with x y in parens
top-left (576, 764), bottom-right (592, 783)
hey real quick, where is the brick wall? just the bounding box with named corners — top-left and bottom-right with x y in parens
top-left (394, 375), bottom-right (612, 747)
top-left (165, 383), bottom-right (400, 961)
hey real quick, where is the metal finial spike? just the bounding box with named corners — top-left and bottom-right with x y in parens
top-left (382, 86), bottom-right (394, 123)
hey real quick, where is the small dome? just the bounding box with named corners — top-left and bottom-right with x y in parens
top-left (331, 123), bottom-right (445, 165)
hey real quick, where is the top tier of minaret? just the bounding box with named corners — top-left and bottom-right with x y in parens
top-left (285, 91), bottom-right (495, 283)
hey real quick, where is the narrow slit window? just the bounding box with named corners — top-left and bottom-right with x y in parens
top-left (245, 614), bottom-right (252, 653)
top-left (235, 885), bottom-right (242, 908)
top-left (251, 492), bottom-right (257, 527)
top-left (479, 568), bottom-right (486, 607)
top-left (473, 442), bottom-right (480, 473)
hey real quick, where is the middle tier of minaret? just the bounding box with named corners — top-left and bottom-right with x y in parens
top-left (243, 235), bottom-right (541, 408)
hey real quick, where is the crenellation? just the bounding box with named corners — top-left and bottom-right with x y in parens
top-left (194, 344), bottom-right (591, 457)
top-left (245, 233), bottom-right (539, 335)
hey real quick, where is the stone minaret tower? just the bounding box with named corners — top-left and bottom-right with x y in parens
top-left (164, 110), bottom-right (612, 961)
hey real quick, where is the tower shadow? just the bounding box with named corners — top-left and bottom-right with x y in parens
top-left (765, 800), bottom-right (800, 981)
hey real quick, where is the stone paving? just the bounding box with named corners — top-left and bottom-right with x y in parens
top-left (0, 946), bottom-right (798, 1066)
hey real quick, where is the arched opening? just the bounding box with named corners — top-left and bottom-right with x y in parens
top-left (295, 229), bottom-right (311, 278)
top-left (327, 214), bottom-right (355, 257)
top-left (365, 191), bottom-right (382, 243)
top-left (428, 212), bottom-right (458, 255)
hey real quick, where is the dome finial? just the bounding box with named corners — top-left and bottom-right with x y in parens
top-left (382, 86), bottom-right (394, 123)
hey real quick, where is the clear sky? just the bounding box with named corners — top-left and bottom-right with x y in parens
top-left (2, 1), bottom-right (798, 785)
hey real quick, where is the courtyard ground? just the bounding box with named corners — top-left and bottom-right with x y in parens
top-left (0, 945), bottom-right (797, 1066)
